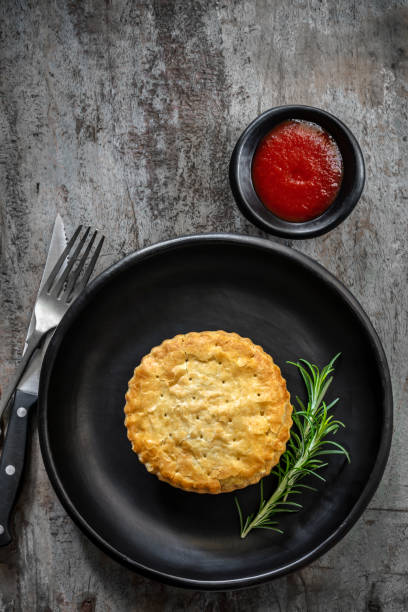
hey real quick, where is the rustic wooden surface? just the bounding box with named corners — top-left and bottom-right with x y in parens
top-left (0, 0), bottom-right (407, 610)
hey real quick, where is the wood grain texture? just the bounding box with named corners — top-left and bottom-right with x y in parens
top-left (0, 0), bottom-right (407, 609)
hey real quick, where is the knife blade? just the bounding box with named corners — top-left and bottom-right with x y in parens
top-left (23, 213), bottom-right (67, 354)
top-left (0, 216), bottom-right (67, 546)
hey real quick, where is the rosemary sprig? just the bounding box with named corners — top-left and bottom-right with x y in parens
top-left (235, 354), bottom-right (350, 539)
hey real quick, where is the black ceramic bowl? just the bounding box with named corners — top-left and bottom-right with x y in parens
top-left (229, 105), bottom-right (365, 239)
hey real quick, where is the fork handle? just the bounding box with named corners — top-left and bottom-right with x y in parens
top-left (0, 389), bottom-right (37, 546)
top-left (0, 329), bottom-right (43, 425)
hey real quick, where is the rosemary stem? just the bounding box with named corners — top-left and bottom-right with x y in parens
top-left (240, 437), bottom-right (317, 538)
top-left (240, 475), bottom-right (288, 538)
top-left (241, 422), bottom-right (322, 538)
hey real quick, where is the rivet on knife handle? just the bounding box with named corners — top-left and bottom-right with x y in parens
top-left (0, 389), bottom-right (37, 546)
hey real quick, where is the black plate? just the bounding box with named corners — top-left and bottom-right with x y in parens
top-left (39, 234), bottom-right (392, 590)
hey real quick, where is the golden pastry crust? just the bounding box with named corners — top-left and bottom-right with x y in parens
top-left (124, 331), bottom-right (292, 494)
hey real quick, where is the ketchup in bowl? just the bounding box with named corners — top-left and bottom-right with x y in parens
top-left (252, 120), bottom-right (343, 222)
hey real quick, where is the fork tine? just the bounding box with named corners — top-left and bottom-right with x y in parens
top-left (52, 227), bottom-right (91, 297)
top-left (66, 230), bottom-right (98, 298)
top-left (70, 235), bottom-right (105, 300)
top-left (45, 225), bottom-right (82, 292)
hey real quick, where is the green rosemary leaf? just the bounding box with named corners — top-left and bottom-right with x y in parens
top-left (294, 483), bottom-right (318, 492)
top-left (258, 526), bottom-right (284, 533)
top-left (325, 398), bottom-right (340, 410)
top-left (234, 497), bottom-right (244, 533)
top-left (296, 468), bottom-right (327, 481)
top-left (236, 354), bottom-right (350, 538)
top-left (320, 440), bottom-right (351, 462)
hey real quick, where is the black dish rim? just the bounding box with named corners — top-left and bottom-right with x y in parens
top-left (229, 105), bottom-right (366, 239)
top-left (38, 233), bottom-right (392, 591)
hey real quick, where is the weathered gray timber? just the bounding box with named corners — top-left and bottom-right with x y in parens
top-left (0, 1), bottom-right (407, 610)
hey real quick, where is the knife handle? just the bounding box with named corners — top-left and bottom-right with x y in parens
top-left (0, 389), bottom-right (37, 546)
top-left (0, 328), bottom-right (42, 428)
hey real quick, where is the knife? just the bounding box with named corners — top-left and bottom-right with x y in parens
top-left (0, 215), bottom-right (67, 546)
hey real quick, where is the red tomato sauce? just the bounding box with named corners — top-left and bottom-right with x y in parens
top-left (252, 120), bottom-right (343, 222)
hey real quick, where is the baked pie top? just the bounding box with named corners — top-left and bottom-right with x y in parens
top-left (124, 331), bottom-right (292, 494)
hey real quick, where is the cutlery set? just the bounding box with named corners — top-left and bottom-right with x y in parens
top-left (0, 216), bottom-right (104, 546)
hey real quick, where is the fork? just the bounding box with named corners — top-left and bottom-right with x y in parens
top-left (0, 225), bottom-right (105, 422)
